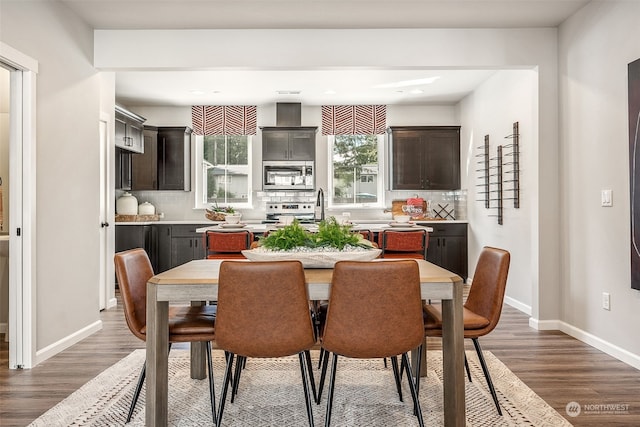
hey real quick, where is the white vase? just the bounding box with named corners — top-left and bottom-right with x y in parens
top-left (138, 202), bottom-right (156, 215)
top-left (116, 192), bottom-right (138, 215)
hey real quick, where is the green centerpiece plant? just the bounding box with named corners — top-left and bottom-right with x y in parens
top-left (258, 217), bottom-right (375, 252)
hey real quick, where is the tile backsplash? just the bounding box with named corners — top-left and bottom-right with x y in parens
top-left (117, 189), bottom-right (467, 221)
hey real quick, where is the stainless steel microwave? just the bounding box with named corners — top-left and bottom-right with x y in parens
top-left (263, 161), bottom-right (314, 190)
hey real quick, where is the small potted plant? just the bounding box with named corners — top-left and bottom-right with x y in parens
top-left (205, 202), bottom-right (236, 221)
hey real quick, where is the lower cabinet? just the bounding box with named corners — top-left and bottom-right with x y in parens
top-left (155, 224), bottom-right (209, 272)
top-left (115, 224), bottom-right (157, 276)
top-left (422, 222), bottom-right (468, 281)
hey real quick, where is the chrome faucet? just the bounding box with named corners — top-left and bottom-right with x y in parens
top-left (316, 188), bottom-right (325, 221)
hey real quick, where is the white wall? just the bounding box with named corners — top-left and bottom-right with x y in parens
top-left (559, 0), bottom-right (640, 363)
top-left (459, 70), bottom-right (537, 311)
top-left (0, 1), bottom-right (103, 359)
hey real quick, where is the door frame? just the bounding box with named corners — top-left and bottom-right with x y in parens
top-left (1, 42), bottom-right (38, 369)
top-left (99, 112), bottom-right (116, 310)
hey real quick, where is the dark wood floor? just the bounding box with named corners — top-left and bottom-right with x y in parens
top-left (1, 295), bottom-right (639, 426)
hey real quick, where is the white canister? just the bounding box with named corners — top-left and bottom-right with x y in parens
top-left (116, 192), bottom-right (138, 215)
top-left (138, 202), bottom-right (156, 215)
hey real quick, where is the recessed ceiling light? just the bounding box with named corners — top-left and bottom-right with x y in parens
top-left (374, 76), bottom-right (441, 89)
top-left (409, 89), bottom-right (424, 94)
top-left (190, 90), bottom-right (205, 95)
top-left (276, 90), bottom-right (302, 95)
top-left (212, 90), bottom-right (222, 94)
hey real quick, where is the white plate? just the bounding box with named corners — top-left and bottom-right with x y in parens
top-left (388, 221), bottom-right (416, 227)
top-left (218, 223), bottom-right (247, 229)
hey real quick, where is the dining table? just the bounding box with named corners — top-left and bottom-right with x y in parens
top-left (145, 258), bottom-right (465, 426)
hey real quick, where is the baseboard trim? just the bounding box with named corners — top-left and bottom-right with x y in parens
top-left (106, 297), bottom-right (117, 309)
top-left (34, 320), bottom-right (103, 366)
top-left (528, 317), bottom-right (640, 370)
top-left (504, 296), bottom-right (531, 316)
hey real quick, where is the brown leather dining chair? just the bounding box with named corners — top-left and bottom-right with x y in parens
top-left (215, 260), bottom-right (317, 427)
top-left (114, 248), bottom-right (217, 424)
top-left (423, 246), bottom-right (510, 415)
top-left (204, 230), bottom-right (254, 259)
top-left (378, 229), bottom-right (428, 259)
top-left (319, 260), bottom-right (426, 427)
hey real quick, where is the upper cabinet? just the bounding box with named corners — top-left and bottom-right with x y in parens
top-left (261, 127), bottom-right (317, 161)
top-left (130, 126), bottom-right (191, 191)
top-left (157, 127), bottom-right (192, 191)
top-left (389, 126), bottom-right (461, 191)
top-left (131, 126), bottom-right (158, 190)
top-left (115, 105), bottom-right (145, 153)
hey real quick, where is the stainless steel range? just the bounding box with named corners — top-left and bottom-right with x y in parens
top-left (265, 202), bottom-right (315, 221)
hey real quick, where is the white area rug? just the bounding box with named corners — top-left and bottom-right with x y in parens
top-left (28, 349), bottom-right (571, 426)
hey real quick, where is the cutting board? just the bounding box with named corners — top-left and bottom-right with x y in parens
top-left (390, 200), bottom-right (443, 220)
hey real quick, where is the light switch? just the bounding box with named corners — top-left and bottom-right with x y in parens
top-left (601, 189), bottom-right (613, 207)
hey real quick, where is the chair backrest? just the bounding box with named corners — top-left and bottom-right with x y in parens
top-left (205, 230), bottom-right (254, 259)
top-left (216, 260), bottom-right (316, 358)
top-left (322, 260), bottom-right (424, 359)
top-left (114, 248), bottom-right (153, 341)
top-left (379, 230), bottom-right (428, 259)
top-left (464, 246), bottom-right (511, 334)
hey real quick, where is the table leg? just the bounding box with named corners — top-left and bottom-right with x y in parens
top-left (441, 282), bottom-right (465, 426)
top-left (190, 301), bottom-right (207, 379)
top-left (146, 284), bottom-right (169, 427)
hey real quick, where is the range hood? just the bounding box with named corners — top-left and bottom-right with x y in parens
top-left (275, 102), bottom-right (302, 127)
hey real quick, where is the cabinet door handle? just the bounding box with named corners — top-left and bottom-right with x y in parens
top-left (442, 238), bottom-right (446, 247)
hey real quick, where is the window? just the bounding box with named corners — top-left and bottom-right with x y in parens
top-left (329, 134), bottom-right (384, 207)
top-left (194, 135), bottom-right (252, 209)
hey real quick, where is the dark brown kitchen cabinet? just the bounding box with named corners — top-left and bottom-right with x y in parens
top-left (156, 223), bottom-right (172, 273)
top-left (115, 224), bottom-right (158, 273)
top-left (115, 106), bottom-right (145, 153)
top-left (157, 127), bottom-right (192, 191)
top-left (422, 222), bottom-right (468, 281)
top-left (115, 148), bottom-right (132, 191)
top-left (389, 126), bottom-right (461, 190)
top-left (168, 224), bottom-right (207, 268)
top-left (132, 126), bottom-right (158, 190)
top-left (261, 127), bottom-right (317, 161)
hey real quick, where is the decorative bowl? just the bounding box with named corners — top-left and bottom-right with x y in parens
top-left (241, 248), bottom-right (382, 268)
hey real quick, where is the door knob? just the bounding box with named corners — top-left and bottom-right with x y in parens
top-left (101, 222), bottom-right (110, 228)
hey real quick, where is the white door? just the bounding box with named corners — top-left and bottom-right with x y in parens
top-left (99, 118), bottom-right (109, 310)
top-left (2, 42), bottom-right (38, 369)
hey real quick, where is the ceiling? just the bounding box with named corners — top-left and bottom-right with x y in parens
top-left (59, 0), bottom-right (590, 106)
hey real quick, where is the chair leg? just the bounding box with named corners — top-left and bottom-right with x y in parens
top-left (402, 352), bottom-right (424, 427)
top-left (231, 355), bottom-right (244, 402)
top-left (304, 350), bottom-right (318, 403)
top-left (126, 363), bottom-right (145, 423)
top-left (298, 352), bottom-right (316, 427)
top-left (390, 355), bottom-right (403, 402)
top-left (206, 341), bottom-right (217, 425)
top-left (383, 357), bottom-right (388, 368)
top-left (324, 353), bottom-right (339, 427)
top-left (464, 353), bottom-right (472, 382)
top-left (472, 338), bottom-right (502, 416)
top-left (217, 352), bottom-right (235, 426)
top-left (317, 348), bottom-right (330, 404)
top-left (413, 344), bottom-right (423, 398)
top-left (318, 347), bottom-right (324, 369)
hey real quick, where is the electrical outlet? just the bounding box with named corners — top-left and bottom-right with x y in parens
top-left (601, 189), bottom-right (613, 207)
top-left (602, 292), bottom-right (611, 310)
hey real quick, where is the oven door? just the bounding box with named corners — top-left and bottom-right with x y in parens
top-left (263, 161), bottom-right (314, 190)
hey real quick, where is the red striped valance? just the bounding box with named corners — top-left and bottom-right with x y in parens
top-left (321, 105), bottom-right (386, 135)
top-left (192, 105), bottom-right (257, 135)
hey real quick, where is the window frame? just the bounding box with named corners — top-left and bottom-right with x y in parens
top-left (193, 134), bottom-right (253, 210)
top-left (327, 134), bottom-right (385, 209)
